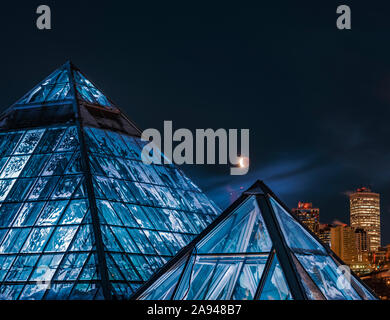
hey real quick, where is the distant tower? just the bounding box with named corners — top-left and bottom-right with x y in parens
top-left (350, 187), bottom-right (380, 252)
top-left (292, 202), bottom-right (320, 235)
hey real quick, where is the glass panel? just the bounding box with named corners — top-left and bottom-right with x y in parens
top-left (51, 175), bottom-right (81, 199)
top-left (59, 200), bottom-right (87, 224)
top-left (5, 255), bottom-right (39, 281)
top-left (126, 204), bottom-right (154, 229)
top-left (231, 256), bottom-right (268, 300)
top-left (0, 203), bottom-right (22, 227)
top-left (110, 226), bottom-right (139, 253)
top-left (55, 253), bottom-right (88, 281)
top-left (0, 255), bottom-right (16, 281)
top-left (351, 276), bottom-right (376, 300)
top-left (101, 225), bottom-right (122, 252)
top-left (28, 177), bottom-right (58, 200)
top-left (13, 202), bottom-right (45, 226)
top-left (173, 255), bottom-right (210, 299)
top-left (127, 228), bottom-right (156, 254)
top-left (45, 226), bottom-right (78, 252)
top-left (143, 230), bottom-right (172, 255)
top-left (56, 127), bottom-right (78, 152)
top-left (70, 225), bottom-right (93, 251)
top-left (0, 285), bottom-right (24, 300)
top-left (110, 202), bottom-right (138, 227)
top-left (30, 254), bottom-right (63, 282)
top-left (140, 259), bottom-right (186, 300)
top-left (35, 128), bottom-right (66, 154)
top-left (270, 197), bottom-right (325, 253)
top-left (128, 255), bottom-right (155, 281)
top-left (19, 284), bottom-right (47, 300)
top-left (78, 253), bottom-right (98, 280)
top-left (0, 132), bottom-right (23, 157)
top-left (21, 154), bottom-right (49, 177)
top-left (45, 283), bottom-right (73, 300)
top-left (16, 68), bottom-right (71, 104)
top-left (110, 253), bottom-right (141, 281)
top-left (0, 228), bottom-right (31, 253)
top-left (35, 200), bottom-right (68, 226)
top-left (14, 129), bottom-right (45, 154)
top-left (74, 70), bottom-right (113, 108)
top-left (21, 227), bottom-right (54, 253)
top-left (97, 200), bottom-right (122, 225)
top-left (0, 179), bottom-right (17, 201)
top-left (259, 255), bottom-right (292, 300)
top-left (42, 153), bottom-right (72, 176)
top-left (0, 156), bottom-right (30, 178)
top-left (6, 178), bottom-right (35, 201)
top-left (69, 282), bottom-right (100, 300)
top-left (291, 254), bottom-right (325, 300)
top-left (198, 197), bottom-right (271, 254)
top-left (295, 253), bottom-right (361, 300)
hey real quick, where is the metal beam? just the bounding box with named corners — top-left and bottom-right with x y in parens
top-left (66, 61), bottom-right (112, 300)
top-left (256, 194), bottom-right (306, 300)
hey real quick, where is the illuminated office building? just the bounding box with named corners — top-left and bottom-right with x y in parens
top-left (0, 62), bottom-right (220, 300)
top-left (350, 188), bottom-right (380, 252)
top-left (330, 225), bottom-right (357, 265)
top-left (292, 202), bottom-right (320, 235)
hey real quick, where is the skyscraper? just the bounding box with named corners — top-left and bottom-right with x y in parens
top-left (292, 202), bottom-right (320, 235)
top-left (350, 187), bottom-right (380, 252)
top-left (0, 62), bottom-right (220, 300)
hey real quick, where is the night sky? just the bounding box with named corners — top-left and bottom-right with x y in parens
top-left (1, 1), bottom-right (390, 243)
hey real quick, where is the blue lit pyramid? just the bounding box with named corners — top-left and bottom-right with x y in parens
top-left (0, 62), bottom-right (220, 300)
top-left (133, 181), bottom-right (377, 300)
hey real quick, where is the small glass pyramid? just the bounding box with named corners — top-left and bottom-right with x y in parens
top-left (134, 181), bottom-right (377, 300)
top-left (0, 62), bottom-right (220, 300)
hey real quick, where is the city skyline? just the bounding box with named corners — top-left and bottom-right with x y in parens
top-left (291, 187), bottom-right (385, 248)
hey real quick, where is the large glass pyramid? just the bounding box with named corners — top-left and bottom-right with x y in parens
top-left (134, 181), bottom-right (377, 300)
top-left (0, 62), bottom-right (220, 300)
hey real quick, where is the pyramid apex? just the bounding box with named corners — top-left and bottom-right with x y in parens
top-left (243, 179), bottom-right (266, 195)
top-left (0, 62), bottom-right (142, 136)
top-left (63, 60), bottom-right (77, 69)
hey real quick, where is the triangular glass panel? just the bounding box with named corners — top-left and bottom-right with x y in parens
top-left (231, 255), bottom-right (268, 300)
top-left (269, 197), bottom-right (325, 253)
top-left (139, 258), bottom-right (187, 300)
top-left (259, 255), bottom-right (292, 300)
top-left (198, 196), bottom-right (272, 254)
top-left (15, 67), bottom-right (72, 105)
top-left (291, 253), bottom-right (325, 300)
top-left (295, 253), bottom-right (361, 300)
top-left (73, 70), bottom-right (113, 108)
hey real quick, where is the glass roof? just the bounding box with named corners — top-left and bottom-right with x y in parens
top-left (0, 125), bottom-right (219, 300)
top-left (135, 188), bottom-right (377, 300)
top-left (0, 62), bottom-right (221, 299)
